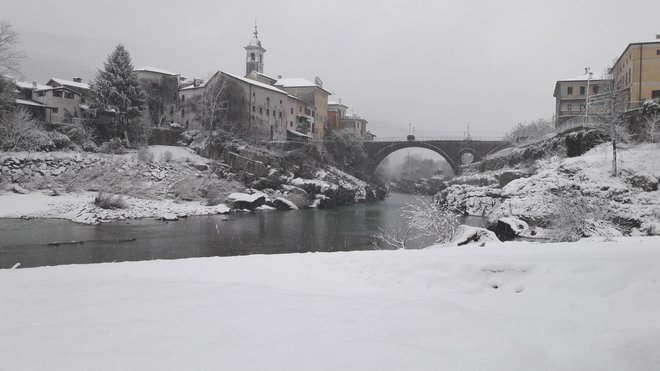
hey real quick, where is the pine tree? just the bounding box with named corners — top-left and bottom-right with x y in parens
top-left (90, 44), bottom-right (145, 144)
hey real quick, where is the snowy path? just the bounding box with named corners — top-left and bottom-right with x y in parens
top-left (1, 238), bottom-right (660, 370)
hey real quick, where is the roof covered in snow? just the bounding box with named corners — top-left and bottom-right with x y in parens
top-left (47, 78), bottom-right (90, 90)
top-left (15, 98), bottom-right (46, 107)
top-left (13, 80), bottom-right (50, 90)
top-left (135, 66), bottom-right (179, 76)
top-left (557, 71), bottom-right (611, 82)
top-left (222, 71), bottom-right (288, 95)
top-left (275, 78), bottom-right (316, 88)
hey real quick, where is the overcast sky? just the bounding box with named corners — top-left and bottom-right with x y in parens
top-left (3, 0), bottom-right (660, 137)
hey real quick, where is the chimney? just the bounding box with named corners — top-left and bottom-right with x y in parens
top-left (656, 34), bottom-right (660, 40)
top-left (73, 77), bottom-right (82, 83)
top-left (32, 81), bottom-right (37, 89)
top-left (277, 75), bottom-right (282, 79)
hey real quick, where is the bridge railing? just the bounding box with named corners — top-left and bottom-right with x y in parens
top-left (370, 135), bottom-right (508, 142)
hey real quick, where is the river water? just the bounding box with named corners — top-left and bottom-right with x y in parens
top-left (0, 193), bottom-right (485, 269)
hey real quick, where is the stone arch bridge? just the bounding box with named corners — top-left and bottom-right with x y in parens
top-left (363, 136), bottom-right (511, 174)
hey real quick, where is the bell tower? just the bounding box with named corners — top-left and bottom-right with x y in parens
top-left (245, 22), bottom-right (266, 76)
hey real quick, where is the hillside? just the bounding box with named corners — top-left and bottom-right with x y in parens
top-left (440, 142), bottom-right (660, 238)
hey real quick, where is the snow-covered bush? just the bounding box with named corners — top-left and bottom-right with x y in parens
top-left (373, 196), bottom-right (460, 249)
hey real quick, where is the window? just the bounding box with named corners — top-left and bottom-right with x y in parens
top-left (579, 86), bottom-right (585, 95)
top-left (252, 105), bottom-right (256, 112)
top-left (259, 107), bottom-right (263, 114)
top-left (251, 53), bottom-right (255, 61)
top-left (579, 103), bottom-right (585, 111)
top-left (567, 86), bottom-right (573, 95)
top-left (291, 108), bottom-right (293, 114)
top-left (279, 100), bottom-right (282, 105)
top-left (52, 107), bottom-right (59, 113)
top-left (170, 107), bottom-right (174, 115)
top-left (592, 85), bottom-right (599, 94)
top-left (657, 49), bottom-right (660, 56)
top-left (64, 92), bottom-right (75, 99)
top-left (181, 109), bottom-right (185, 117)
top-left (266, 97), bottom-right (270, 106)
top-left (290, 121), bottom-right (293, 127)
top-left (567, 104), bottom-right (572, 112)
top-left (181, 95), bottom-right (185, 102)
top-left (186, 120), bottom-right (189, 129)
top-left (653, 90), bottom-right (660, 99)
top-left (53, 90), bottom-right (63, 97)
top-left (37, 91), bottom-right (44, 97)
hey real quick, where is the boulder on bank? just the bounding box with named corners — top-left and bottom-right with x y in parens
top-left (269, 197), bottom-right (299, 211)
top-left (160, 213), bottom-right (179, 221)
top-left (227, 192), bottom-right (266, 210)
top-left (493, 216), bottom-right (531, 241)
top-left (11, 184), bottom-right (30, 194)
top-left (446, 225), bottom-right (501, 247)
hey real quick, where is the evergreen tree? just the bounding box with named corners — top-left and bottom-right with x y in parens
top-left (90, 44), bottom-right (145, 144)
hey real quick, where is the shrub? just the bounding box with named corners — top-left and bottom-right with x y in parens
top-left (0, 109), bottom-right (51, 151)
top-left (549, 194), bottom-right (607, 241)
top-left (94, 192), bottom-right (128, 209)
top-left (61, 122), bottom-right (97, 146)
top-left (48, 131), bottom-right (73, 149)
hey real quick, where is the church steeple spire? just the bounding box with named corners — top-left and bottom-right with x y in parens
top-left (245, 22), bottom-right (266, 76)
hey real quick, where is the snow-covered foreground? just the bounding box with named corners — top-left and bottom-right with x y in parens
top-left (2, 238), bottom-right (660, 370)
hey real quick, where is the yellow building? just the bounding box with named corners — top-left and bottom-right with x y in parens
top-left (610, 35), bottom-right (660, 110)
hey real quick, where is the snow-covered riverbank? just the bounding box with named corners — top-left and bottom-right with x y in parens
top-left (442, 142), bottom-right (660, 236)
top-left (1, 237), bottom-right (659, 370)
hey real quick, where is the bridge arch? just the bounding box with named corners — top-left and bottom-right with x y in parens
top-left (369, 141), bottom-right (461, 174)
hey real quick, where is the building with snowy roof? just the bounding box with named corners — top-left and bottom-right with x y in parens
top-left (178, 69), bottom-right (289, 140)
top-left (12, 78), bottom-right (89, 124)
top-left (274, 77), bottom-right (330, 140)
top-left (552, 69), bottom-right (611, 127)
top-left (45, 77), bottom-right (90, 97)
top-left (134, 66), bottom-right (182, 128)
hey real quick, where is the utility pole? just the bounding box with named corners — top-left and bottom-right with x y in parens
top-left (585, 67), bottom-right (591, 119)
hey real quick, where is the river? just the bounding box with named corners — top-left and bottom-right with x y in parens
top-left (0, 193), bottom-right (485, 269)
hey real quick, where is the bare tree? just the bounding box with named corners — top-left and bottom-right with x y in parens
top-left (200, 73), bottom-right (229, 131)
top-left (371, 196), bottom-right (460, 249)
top-left (589, 81), bottom-right (629, 176)
top-left (641, 112), bottom-right (660, 143)
top-left (371, 222), bottom-right (418, 250)
top-left (402, 196), bottom-right (460, 244)
top-left (0, 108), bottom-right (44, 151)
top-left (0, 22), bottom-right (22, 76)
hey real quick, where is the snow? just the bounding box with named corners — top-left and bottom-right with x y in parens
top-left (14, 98), bottom-right (46, 107)
top-left (488, 143), bottom-right (660, 229)
top-left (47, 78), bottom-right (91, 90)
top-left (558, 71), bottom-right (611, 82)
top-left (222, 71), bottom-right (289, 95)
top-left (227, 192), bottom-right (267, 203)
top-left (0, 192), bottom-right (230, 224)
top-left (1, 237), bottom-right (659, 370)
top-left (275, 77), bottom-right (315, 88)
top-left (443, 225), bottom-right (501, 247)
top-left (13, 80), bottom-right (50, 90)
top-left (135, 66), bottom-right (179, 76)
